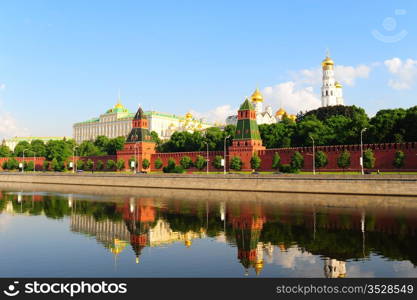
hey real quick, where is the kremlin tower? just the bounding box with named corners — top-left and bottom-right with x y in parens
top-left (321, 53), bottom-right (344, 107)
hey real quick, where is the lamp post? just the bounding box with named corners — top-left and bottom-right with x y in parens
top-left (223, 135), bottom-right (230, 175)
top-left (309, 135), bottom-right (315, 175)
top-left (22, 148), bottom-right (29, 173)
top-left (360, 128), bottom-right (367, 175)
top-left (72, 146), bottom-right (79, 173)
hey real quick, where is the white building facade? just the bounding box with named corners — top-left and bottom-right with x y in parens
top-left (73, 100), bottom-right (212, 144)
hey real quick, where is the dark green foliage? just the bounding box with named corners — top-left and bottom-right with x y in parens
top-left (96, 160), bottom-right (104, 170)
top-left (290, 151), bottom-right (304, 172)
top-left (315, 151), bottom-right (328, 170)
top-left (154, 157), bottom-right (163, 169)
top-left (142, 158), bottom-right (150, 170)
top-left (272, 152), bottom-right (281, 170)
top-left (51, 158), bottom-right (61, 171)
top-left (279, 164), bottom-right (295, 173)
top-left (4, 158), bottom-right (19, 170)
top-left (213, 155), bottom-right (223, 169)
top-left (337, 150), bottom-right (351, 171)
top-left (250, 153), bottom-right (261, 170)
top-left (116, 159), bottom-right (125, 171)
top-left (86, 159), bottom-right (94, 170)
top-left (24, 161), bottom-right (35, 171)
top-left (106, 160), bottom-right (116, 170)
top-left (43, 160), bottom-right (50, 171)
top-left (77, 160), bottom-right (85, 170)
top-left (393, 150), bottom-right (405, 169)
top-left (180, 156), bottom-right (193, 169)
top-left (363, 149), bottom-right (376, 169)
top-left (194, 155), bottom-right (206, 171)
top-left (162, 158), bottom-right (184, 173)
top-left (0, 145), bottom-right (12, 157)
top-left (230, 156), bottom-right (242, 171)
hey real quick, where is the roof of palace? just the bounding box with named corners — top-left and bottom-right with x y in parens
top-left (4, 136), bottom-right (69, 142)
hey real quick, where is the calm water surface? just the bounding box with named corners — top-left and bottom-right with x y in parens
top-left (0, 189), bottom-right (416, 277)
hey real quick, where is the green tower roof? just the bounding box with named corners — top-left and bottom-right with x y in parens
top-left (234, 98), bottom-right (261, 140)
top-left (239, 98), bottom-right (254, 111)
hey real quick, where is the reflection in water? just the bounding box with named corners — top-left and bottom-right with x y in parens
top-left (0, 190), bottom-right (417, 277)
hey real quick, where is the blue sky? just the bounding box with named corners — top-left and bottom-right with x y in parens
top-left (0, 0), bottom-right (416, 138)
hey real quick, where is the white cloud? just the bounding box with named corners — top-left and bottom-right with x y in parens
top-left (384, 57), bottom-right (417, 90)
top-left (0, 102), bottom-right (29, 139)
top-left (262, 81), bottom-right (321, 114)
top-left (0, 84), bottom-right (5, 90)
top-left (190, 104), bottom-right (237, 124)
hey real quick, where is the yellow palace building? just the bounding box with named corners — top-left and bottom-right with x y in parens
top-left (73, 98), bottom-right (212, 144)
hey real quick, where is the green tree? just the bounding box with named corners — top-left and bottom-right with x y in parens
top-left (106, 137), bottom-right (126, 155)
top-left (163, 158), bottom-right (176, 173)
top-left (393, 150), bottom-right (406, 169)
top-left (363, 149), bottom-right (376, 169)
top-left (337, 150), bottom-right (351, 171)
top-left (315, 151), bottom-right (328, 171)
top-left (180, 156), bottom-right (193, 169)
top-left (2, 160), bottom-right (8, 170)
top-left (14, 141), bottom-right (32, 157)
top-left (25, 161), bottom-right (35, 171)
top-left (8, 158), bottom-right (19, 170)
top-left (194, 155), bottom-right (206, 171)
top-left (106, 159), bottom-right (116, 170)
top-left (0, 145), bottom-right (12, 157)
top-left (272, 152), bottom-right (281, 170)
top-left (51, 158), bottom-right (61, 171)
top-left (290, 151), bottom-right (304, 172)
top-left (154, 157), bottom-right (163, 169)
top-left (78, 141), bottom-right (103, 157)
top-left (96, 160), bottom-right (104, 170)
top-left (86, 159), bottom-right (94, 171)
top-left (30, 140), bottom-right (46, 157)
top-left (45, 140), bottom-right (73, 163)
top-left (142, 158), bottom-right (150, 170)
top-left (150, 131), bottom-right (162, 149)
top-left (368, 108), bottom-right (406, 143)
top-left (94, 136), bottom-right (110, 153)
top-left (230, 156), bottom-right (242, 171)
top-left (213, 155), bottom-right (223, 169)
top-left (116, 159), bottom-right (125, 171)
top-left (250, 153), bottom-right (261, 171)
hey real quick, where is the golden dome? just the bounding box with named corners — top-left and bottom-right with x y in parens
top-left (250, 88), bottom-right (264, 102)
top-left (185, 240), bottom-right (192, 248)
top-left (322, 56), bottom-right (334, 68)
top-left (288, 114), bottom-right (297, 121)
top-left (275, 108), bottom-right (286, 117)
top-left (185, 112), bottom-right (193, 119)
top-left (335, 81), bottom-right (343, 88)
top-left (254, 261), bottom-right (264, 275)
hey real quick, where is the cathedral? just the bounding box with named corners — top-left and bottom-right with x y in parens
top-left (321, 54), bottom-right (344, 107)
top-left (225, 88), bottom-right (296, 126)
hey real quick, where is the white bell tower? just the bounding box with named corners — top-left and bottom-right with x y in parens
top-left (321, 52), bottom-right (344, 106)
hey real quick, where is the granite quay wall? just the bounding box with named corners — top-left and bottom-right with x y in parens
top-left (0, 173), bottom-right (417, 196)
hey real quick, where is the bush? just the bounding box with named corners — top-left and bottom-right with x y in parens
top-left (272, 152), bottom-right (281, 170)
top-left (173, 165), bottom-right (185, 173)
top-left (180, 156), bottom-right (193, 169)
top-left (230, 156), bottom-right (242, 171)
top-left (393, 150), bottom-right (405, 169)
top-left (106, 159), bottom-right (116, 170)
top-left (279, 164), bottom-right (295, 173)
top-left (290, 151), bottom-right (304, 173)
top-left (51, 158), bottom-right (61, 171)
top-left (2, 160), bottom-right (8, 170)
top-left (77, 160), bottom-right (85, 170)
top-left (363, 149), bottom-right (375, 169)
top-left (337, 150), bottom-right (351, 171)
top-left (154, 158), bottom-right (163, 169)
top-left (96, 160), bottom-right (104, 170)
top-left (116, 159), bottom-right (125, 171)
top-left (163, 158), bottom-right (176, 173)
top-left (7, 158), bottom-right (19, 170)
top-left (86, 159), bottom-right (94, 171)
top-left (213, 155), bottom-right (223, 169)
top-left (194, 155), bottom-right (206, 171)
top-left (25, 161), bottom-right (35, 171)
top-left (315, 151), bottom-right (328, 170)
top-left (43, 160), bottom-right (50, 171)
top-left (142, 158), bottom-right (150, 170)
top-left (250, 153), bottom-right (261, 171)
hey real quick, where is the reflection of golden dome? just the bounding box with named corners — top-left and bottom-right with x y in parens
top-left (254, 261), bottom-right (264, 275)
top-left (275, 108), bottom-right (286, 117)
top-left (185, 112), bottom-right (193, 119)
top-left (322, 56), bottom-right (334, 68)
top-left (335, 81), bottom-right (343, 88)
top-left (185, 240), bottom-right (192, 248)
top-left (135, 257), bottom-right (140, 264)
top-left (109, 239), bottom-right (128, 255)
top-left (338, 273), bottom-right (346, 278)
top-left (251, 88), bottom-right (264, 102)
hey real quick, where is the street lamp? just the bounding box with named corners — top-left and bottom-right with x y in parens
top-left (72, 146), bottom-right (79, 173)
top-left (223, 135), bottom-right (231, 175)
top-left (22, 148), bottom-right (29, 173)
top-left (309, 135), bottom-right (315, 175)
top-left (360, 128), bottom-right (367, 175)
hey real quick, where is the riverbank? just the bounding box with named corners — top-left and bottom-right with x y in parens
top-left (1, 172), bottom-right (417, 197)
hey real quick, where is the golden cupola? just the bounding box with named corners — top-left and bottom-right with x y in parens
top-left (322, 56), bottom-right (334, 69)
top-left (335, 81), bottom-right (343, 88)
top-left (250, 88), bottom-right (264, 102)
top-left (275, 108), bottom-right (286, 117)
top-left (185, 112), bottom-right (193, 119)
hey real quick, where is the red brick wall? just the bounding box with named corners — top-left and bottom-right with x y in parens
top-left (258, 142), bottom-right (417, 172)
top-left (0, 157), bottom-right (46, 171)
top-left (150, 151), bottom-right (225, 172)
